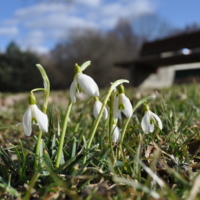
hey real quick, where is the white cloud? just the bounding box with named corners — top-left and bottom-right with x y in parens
top-left (21, 45), bottom-right (49, 54)
top-left (130, 0), bottom-right (156, 17)
top-left (17, 30), bottom-right (46, 53)
top-left (101, 0), bottom-right (155, 18)
top-left (4, 0), bottom-right (156, 31)
top-left (15, 3), bottom-right (70, 19)
top-left (101, 3), bottom-right (122, 16)
top-left (49, 30), bottom-right (66, 40)
top-left (3, 3), bottom-right (73, 26)
top-left (25, 30), bottom-right (44, 45)
top-left (24, 14), bottom-right (98, 30)
top-left (31, 46), bottom-right (49, 54)
top-left (99, 17), bottom-right (119, 29)
top-left (74, 0), bottom-right (101, 7)
top-left (97, 0), bottom-right (156, 29)
top-left (0, 0), bottom-right (157, 53)
top-left (0, 27), bottom-right (18, 36)
top-left (3, 19), bottom-right (19, 26)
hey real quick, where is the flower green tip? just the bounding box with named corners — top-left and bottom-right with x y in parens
top-left (29, 93), bottom-right (36, 105)
top-left (75, 63), bottom-right (82, 74)
top-left (143, 103), bottom-right (150, 111)
top-left (118, 103), bottom-right (125, 110)
top-left (117, 84), bottom-right (124, 94)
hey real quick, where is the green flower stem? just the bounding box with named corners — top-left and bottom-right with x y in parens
top-left (119, 95), bottom-right (156, 153)
top-left (109, 91), bottom-right (115, 142)
top-left (42, 85), bottom-right (50, 113)
top-left (83, 79), bottom-right (129, 164)
top-left (34, 94), bottom-right (49, 169)
top-left (31, 88), bottom-right (47, 93)
top-left (34, 64), bottom-right (50, 169)
top-left (34, 91), bottom-right (50, 169)
top-left (108, 91), bottom-right (117, 163)
top-left (36, 64), bottom-right (50, 113)
top-left (34, 130), bottom-right (43, 169)
top-left (34, 95), bottom-right (49, 169)
top-left (55, 100), bottom-right (73, 168)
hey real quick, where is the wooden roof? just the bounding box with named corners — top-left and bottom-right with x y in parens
top-left (140, 31), bottom-right (200, 56)
top-left (115, 30), bottom-right (200, 68)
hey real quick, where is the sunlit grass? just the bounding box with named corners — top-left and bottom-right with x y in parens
top-left (0, 83), bottom-right (200, 199)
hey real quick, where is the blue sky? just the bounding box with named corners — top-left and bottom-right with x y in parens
top-left (0, 0), bottom-right (200, 54)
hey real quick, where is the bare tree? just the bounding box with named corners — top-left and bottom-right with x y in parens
top-left (44, 28), bottom-right (134, 89)
top-left (168, 23), bottom-right (200, 37)
top-left (131, 14), bottom-right (173, 43)
top-left (112, 18), bottom-right (140, 59)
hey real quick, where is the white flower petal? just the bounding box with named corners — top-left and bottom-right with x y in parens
top-left (93, 101), bottom-right (108, 120)
top-left (121, 94), bottom-right (133, 118)
top-left (103, 106), bottom-right (108, 120)
top-left (149, 122), bottom-right (154, 133)
top-left (151, 112), bottom-right (163, 130)
top-left (112, 125), bottom-right (121, 143)
top-left (70, 79), bottom-right (77, 103)
top-left (93, 83), bottom-right (99, 96)
top-left (23, 106), bottom-right (32, 136)
top-left (77, 73), bottom-right (99, 97)
top-left (33, 105), bottom-right (48, 133)
top-left (93, 101), bottom-right (102, 119)
top-left (141, 111), bottom-right (151, 134)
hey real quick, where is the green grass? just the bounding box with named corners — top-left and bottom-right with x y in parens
top-left (0, 84), bottom-right (200, 200)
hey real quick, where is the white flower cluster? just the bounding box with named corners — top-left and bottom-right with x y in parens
top-left (22, 62), bottom-right (162, 140)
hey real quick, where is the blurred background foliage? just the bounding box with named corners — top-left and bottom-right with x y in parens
top-left (0, 42), bottom-right (42, 92)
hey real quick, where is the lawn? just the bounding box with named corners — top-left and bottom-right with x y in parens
top-left (0, 64), bottom-right (200, 200)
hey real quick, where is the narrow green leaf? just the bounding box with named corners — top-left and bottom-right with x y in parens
top-left (43, 149), bottom-right (54, 170)
top-left (55, 156), bottom-right (76, 174)
top-left (36, 64), bottom-right (50, 92)
top-left (44, 160), bottom-right (81, 200)
top-left (71, 137), bottom-right (77, 158)
top-left (178, 109), bottom-right (196, 132)
top-left (80, 60), bottom-right (91, 71)
top-left (113, 176), bottom-right (160, 199)
top-left (22, 172), bottom-right (40, 200)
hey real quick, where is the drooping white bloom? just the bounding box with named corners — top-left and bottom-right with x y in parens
top-left (93, 100), bottom-right (108, 120)
top-left (141, 110), bottom-right (162, 134)
top-left (70, 73), bottom-right (99, 103)
top-left (23, 104), bottom-right (48, 136)
top-left (112, 124), bottom-right (121, 143)
top-left (114, 93), bottom-right (133, 119)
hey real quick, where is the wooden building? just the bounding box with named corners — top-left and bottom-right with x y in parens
top-left (115, 31), bottom-right (200, 88)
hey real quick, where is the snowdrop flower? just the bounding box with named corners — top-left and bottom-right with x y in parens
top-left (112, 124), bottom-right (121, 143)
top-left (23, 94), bottom-right (48, 136)
top-left (93, 97), bottom-right (108, 120)
top-left (114, 84), bottom-right (132, 119)
top-left (70, 64), bottom-right (99, 103)
top-left (141, 104), bottom-right (162, 134)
